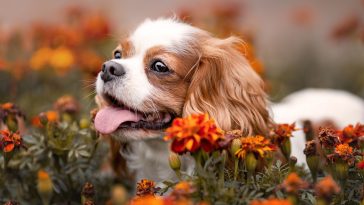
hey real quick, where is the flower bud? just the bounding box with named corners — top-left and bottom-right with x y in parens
top-left (79, 118), bottom-right (90, 129)
top-left (280, 138), bottom-right (291, 160)
top-left (289, 156), bottom-right (297, 172)
top-left (230, 138), bottom-right (241, 157)
top-left (37, 170), bottom-right (53, 205)
top-left (61, 113), bottom-right (72, 123)
top-left (169, 153), bottom-right (181, 171)
top-left (245, 152), bottom-right (258, 174)
top-left (39, 112), bottom-right (49, 125)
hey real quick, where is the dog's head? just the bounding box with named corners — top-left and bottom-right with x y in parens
top-left (94, 18), bottom-right (271, 142)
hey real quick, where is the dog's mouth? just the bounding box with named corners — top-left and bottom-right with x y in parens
top-left (94, 93), bottom-right (175, 134)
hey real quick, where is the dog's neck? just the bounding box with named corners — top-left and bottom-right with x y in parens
top-left (119, 137), bottom-right (195, 185)
top-left (119, 138), bottom-right (176, 183)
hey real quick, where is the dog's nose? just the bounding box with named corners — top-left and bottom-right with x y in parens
top-left (100, 61), bottom-right (126, 82)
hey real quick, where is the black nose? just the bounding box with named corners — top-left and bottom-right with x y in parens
top-left (101, 61), bottom-right (126, 82)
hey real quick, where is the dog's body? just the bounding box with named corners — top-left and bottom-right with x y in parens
top-left (94, 18), bottom-right (364, 183)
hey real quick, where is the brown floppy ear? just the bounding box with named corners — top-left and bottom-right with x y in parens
top-left (183, 36), bottom-right (272, 136)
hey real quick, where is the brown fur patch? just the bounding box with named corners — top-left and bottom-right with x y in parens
top-left (142, 46), bottom-right (199, 115)
top-left (117, 39), bottom-right (134, 58)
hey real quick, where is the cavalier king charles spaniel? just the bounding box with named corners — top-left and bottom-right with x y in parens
top-left (93, 18), bottom-right (364, 183)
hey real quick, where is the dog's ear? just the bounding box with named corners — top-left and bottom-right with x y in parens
top-left (183, 36), bottom-right (272, 136)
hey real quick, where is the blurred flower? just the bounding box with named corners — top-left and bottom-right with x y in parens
top-left (130, 196), bottom-right (164, 205)
top-left (235, 135), bottom-right (275, 159)
top-left (357, 160), bottom-right (364, 170)
top-left (314, 175), bottom-right (340, 200)
top-left (331, 15), bottom-right (360, 40)
top-left (110, 185), bottom-right (128, 205)
top-left (271, 123), bottom-right (297, 143)
top-left (31, 111), bottom-right (59, 127)
top-left (3, 201), bottom-right (20, 205)
top-left (81, 14), bottom-right (110, 40)
top-left (29, 47), bottom-right (53, 70)
top-left (0, 102), bottom-right (25, 120)
top-left (49, 47), bottom-right (75, 73)
top-left (37, 170), bottom-right (53, 205)
top-left (78, 50), bottom-right (103, 75)
top-left (337, 123), bottom-right (364, 145)
top-left (164, 114), bottom-right (224, 154)
top-left (171, 181), bottom-right (195, 199)
top-left (318, 127), bottom-right (340, 148)
top-left (290, 7), bottom-right (314, 26)
top-left (250, 199), bottom-right (292, 205)
top-left (136, 179), bottom-right (157, 197)
top-left (281, 172), bottom-right (308, 194)
top-left (54, 95), bottom-right (80, 114)
top-left (0, 58), bottom-right (7, 70)
top-left (0, 130), bottom-right (23, 152)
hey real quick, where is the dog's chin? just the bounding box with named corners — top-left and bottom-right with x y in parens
top-left (110, 128), bottom-right (165, 142)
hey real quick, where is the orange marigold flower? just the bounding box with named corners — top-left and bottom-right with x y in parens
top-left (1, 103), bottom-right (14, 110)
top-left (334, 143), bottom-right (353, 156)
top-left (164, 114), bottom-right (224, 154)
top-left (30, 47), bottom-right (53, 70)
top-left (327, 143), bottom-right (356, 165)
top-left (49, 47), bottom-right (75, 73)
top-left (0, 102), bottom-right (25, 121)
top-left (314, 175), bottom-right (340, 199)
top-left (281, 172), bottom-right (308, 194)
top-left (171, 181), bottom-right (195, 199)
top-left (271, 123), bottom-right (297, 144)
top-left (357, 160), bottom-right (364, 169)
top-left (32, 111), bottom-right (59, 127)
top-left (136, 179), bottom-right (157, 197)
top-left (130, 196), bottom-right (164, 205)
top-left (250, 199), bottom-right (292, 205)
top-left (318, 127), bottom-right (340, 148)
top-left (235, 135), bottom-right (275, 159)
top-left (337, 123), bottom-right (364, 144)
top-left (0, 130), bottom-right (23, 152)
top-left (54, 95), bottom-right (80, 114)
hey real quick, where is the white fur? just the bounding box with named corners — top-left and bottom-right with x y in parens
top-left (272, 88), bottom-right (364, 166)
top-left (119, 138), bottom-right (194, 186)
top-left (130, 18), bottom-right (200, 55)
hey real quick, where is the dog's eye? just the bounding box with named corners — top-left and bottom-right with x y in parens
top-left (151, 61), bottom-right (169, 73)
top-left (114, 50), bottom-right (122, 59)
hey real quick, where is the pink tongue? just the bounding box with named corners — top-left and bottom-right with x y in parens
top-left (94, 106), bottom-right (141, 134)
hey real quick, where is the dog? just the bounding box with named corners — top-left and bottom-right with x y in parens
top-left (93, 18), bottom-right (364, 183)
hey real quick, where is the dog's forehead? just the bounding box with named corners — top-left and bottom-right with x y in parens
top-left (130, 19), bottom-right (198, 54)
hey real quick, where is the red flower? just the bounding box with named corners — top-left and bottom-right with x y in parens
top-left (337, 123), bottom-right (364, 144)
top-left (271, 123), bottom-right (298, 144)
top-left (357, 160), bottom-right (364, 170)
top-left (164, 114), bottom-right (224, 154)
top-left (0, 130), bottom-right (23, 152)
